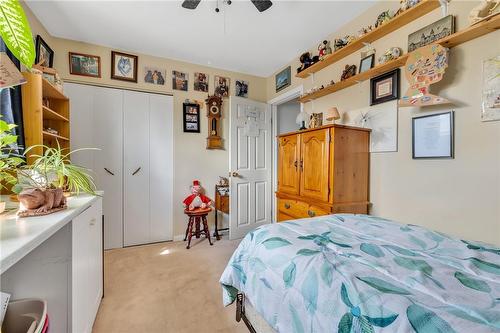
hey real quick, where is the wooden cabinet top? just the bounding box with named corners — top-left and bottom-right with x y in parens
top-left (278, 124), bottom-right (371, 138)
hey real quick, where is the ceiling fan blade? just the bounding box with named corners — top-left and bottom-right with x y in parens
top-left (250, 0), bottom-right (272, 12)
top-left (182, 0), bottom-right (201, 9)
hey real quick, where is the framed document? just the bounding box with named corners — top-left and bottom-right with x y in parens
top-left (412, 111), bottom-right (454, 159)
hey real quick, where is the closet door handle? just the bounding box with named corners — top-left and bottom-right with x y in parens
top-left (294, 161), bottom-right (298, 169)
top-left (104, 168), bottom-right (115, 176)
top-left (132, 167), bottom-right (142, 176)
top-left (300, 160), bottom-right (303, 170)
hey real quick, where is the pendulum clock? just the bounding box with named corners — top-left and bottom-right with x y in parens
top-left (206, 95), bottom-right (223, 149)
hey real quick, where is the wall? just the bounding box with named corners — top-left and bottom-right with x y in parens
top-left (22, 3), bottom-right (267, 239)
top-left (277, 98), bottom-right (300, 134)
top-left (267, 1), bottom-right (500, 245)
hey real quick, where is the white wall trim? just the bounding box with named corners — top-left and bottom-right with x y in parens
top-left (173, 234), bottom-right (185, 242)
top-left (269, 85), bottom-right (303, 224)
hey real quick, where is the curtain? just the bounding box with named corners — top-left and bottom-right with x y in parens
top-left (0, 37), bottom-right (25, 154)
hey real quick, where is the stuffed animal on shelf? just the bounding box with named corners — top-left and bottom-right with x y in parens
top-left (297, 52), bottom-right (313, 73)
top-left (318, 40), bottom-right (332, 60)
top-left (341, 64), bottom-right (357, 81)
top-left (182, 180), bottom-right (213, 211)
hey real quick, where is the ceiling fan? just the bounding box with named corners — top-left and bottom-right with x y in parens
top-left (182, 0), bottom-right (273, 12)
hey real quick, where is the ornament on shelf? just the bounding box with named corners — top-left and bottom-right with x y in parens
top-left (468, 0), bottom-right (500, 25)
top-left (375, 10), bottom-right (393, 28)
top-left (334, 35), bottom-right (355, 51)
top-left (378, 47), bottom-right (403, 64)
top-left (341, 64), bottom-right (357, 81)
top-left (182, 180), bottom-right (213, 211)
top-left (309, 113), bottom-right (323, 128)
top-left (399, 44), bottom-right (449, 107)
top-left (318, 40), bottom-right (332, 61)
top-left (357, 25), bottom-right (374, 37)
top-left (360, 43), bottom-right (376, 59)
top-left (395, 0), bottom-right (421, 16)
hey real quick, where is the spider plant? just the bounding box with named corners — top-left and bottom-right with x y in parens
top-left (18, 141), bottom-right (98, 195)
top-left (0, 118), bottom-right (23, 191)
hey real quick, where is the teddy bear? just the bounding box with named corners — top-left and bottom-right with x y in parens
top-left (182, 180), bottom-right (213, 211)
top-left (318, 40), bottom-right (332, 61)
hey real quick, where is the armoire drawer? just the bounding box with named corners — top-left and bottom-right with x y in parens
top-left (277, 198), bottom-right (330, 221)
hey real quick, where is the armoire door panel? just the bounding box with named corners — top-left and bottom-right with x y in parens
top-left (149, 94), bottom-right (173, 243)
top-left (123, 91), bottom-right (151, 247)
top-left (300, 129), bottom-right (330, 202)
top-left (92, 87), bottom-right (124, 250)
top-left (277, 134), bottom-right (300, 195)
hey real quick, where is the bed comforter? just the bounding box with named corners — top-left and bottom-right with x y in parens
top-left (220, 214), bottom-right (500, 332)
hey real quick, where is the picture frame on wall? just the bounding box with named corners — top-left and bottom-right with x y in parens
top-left (359, 54), bottom-right (374, 74)
top-left (69, 52), bottom-right (101, 78)
top-left (111, 51), bottom-right (138, 82)
top-left (214, 75), bottom-right (230, 98)
top-left (35, 35), bottom-right (54, 68)
top-left (183, 103), bottom-right (200, 133)
top-left (412, 111), bottom-right (454, 159)
top-left (407, 15), bottom-right (454, 52)
top-left (235, 80), bottom-right (249, 98)
top-left (370, 69), bottom-right (400, 105)
top-left (144, 67), bottom-right (166, 85)
top-left (275, 66), bottom-right (291, 92)
top-left (173, 70), bottom-right (188, 91)
top-left (194, 72), bottom-right (208, 92)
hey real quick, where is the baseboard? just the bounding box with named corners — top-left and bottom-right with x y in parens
top-left (173, 234), bottom-right (185, 242)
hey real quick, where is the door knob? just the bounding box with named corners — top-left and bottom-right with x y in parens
top-left (104, 167), bottom-right (115, 176)
top-left (231, 171), bottom-right (239, 177)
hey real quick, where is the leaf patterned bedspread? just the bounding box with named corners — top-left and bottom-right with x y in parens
top-left (220, 214), bottom-right (500, 332)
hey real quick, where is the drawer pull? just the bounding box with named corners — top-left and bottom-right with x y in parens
top-left (284, 203), bottom-right (291, 209)
top-left (307, 210), bottom-right (316, 217)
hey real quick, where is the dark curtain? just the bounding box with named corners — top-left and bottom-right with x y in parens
top-left (1, 37), bottom-right (25, 154)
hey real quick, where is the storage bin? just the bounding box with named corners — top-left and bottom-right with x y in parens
top-left (1, 299), bottom-right (47, 333)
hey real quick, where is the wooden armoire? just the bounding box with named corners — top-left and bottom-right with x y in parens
top-left (276, 124), bottom-right (370, 222)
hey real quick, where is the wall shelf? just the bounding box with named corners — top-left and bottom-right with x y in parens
top-left (43, 131), bottom-right (69, 142)
top-left (43, 106), bottom-right (69, 122)
top-left (42, 78), bottom-right (68, 100)
top-left (298, 14), bottom-right (500, 103)
top-left (295, 0), bottom-right (440, 79)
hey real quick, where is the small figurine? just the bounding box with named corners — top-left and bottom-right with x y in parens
top-left (357, 25), bottom-right (374, 37)
top-left (468, 0), bottom-right (499, 25)
top-left (318, 40), bottom-right (332, 61)
top-left (334, 35), bottom-right (355, 51)
top-left (329, 80), bottom-right (335, 86)
top-left (18, 188), bottom-right (67, 216)
top-left (309, 113), bottom-right (323, 128)
top-left (378, 47), bottom-right (403, 64)
top-left (341, 64), bottom-right (357, 81)
top-left (297, 52), bottom-right (313, 73)
top-left (182, 180), bottom-right (213, 211)
top-left (375, 10), bottom-right (393, 28)
top-left (395, 0), bottom-right (420, 16)
top-left (218, 176), bottom-right (229, 186)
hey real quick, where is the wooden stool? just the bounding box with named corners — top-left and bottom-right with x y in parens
top-left (184, 208), bottom-right (213, 249)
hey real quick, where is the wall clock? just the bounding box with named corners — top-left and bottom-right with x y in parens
top-left (205, 95), bottom-right (223, 149)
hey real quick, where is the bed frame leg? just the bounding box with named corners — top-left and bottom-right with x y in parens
top-left (236, 293), bottom-right (257, 333)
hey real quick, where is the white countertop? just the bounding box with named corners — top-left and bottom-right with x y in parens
top-left (0, 194), bottom-right (100, 274)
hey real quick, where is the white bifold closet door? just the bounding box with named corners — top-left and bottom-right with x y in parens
top-left (66, 83), bottom-right (173, 249)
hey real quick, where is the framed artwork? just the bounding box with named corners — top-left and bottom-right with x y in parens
top-left (69, 52), bottom-right (101, 78)
top-left (35, 35), bottom-right (54, 68)
top-left (183, 103), bottom-right (200, 133)
top-left (144, 67), bottom-right (166, 85)
top-left (214, 75), bottom-right (230, 98)
top-left (481, 55), bottom-right (500, 122)
top-left (359, 54), bottom-right (375, 74)
top-left (276, 66), bottom-right (291, 92)
top-left (111, 51), bottom-right (138, 82)
top-left (235, 80), bottom-right (249, 98)
top-left (370, 69), bottom-right (400, 105)
top-left (412, 111), bottom-right (454, 159)
top-left (408, 15), bottom-right (454, 52)
top-left (194, 72), bottom-right (208, 92)
top-left (172, 70), bottom-right (188, 91)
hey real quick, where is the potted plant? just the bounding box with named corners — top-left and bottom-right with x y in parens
top-left (16, 141), bottom-right (98, 216)
top-left (0, 118), bottom-right (23, 213)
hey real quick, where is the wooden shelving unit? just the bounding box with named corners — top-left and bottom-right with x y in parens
top-left (299, 14), bottom-right (500, 103)
top-left (296, 0), bottom-right (440, 79)
top-left (21, 72), bottom-right (70, 164)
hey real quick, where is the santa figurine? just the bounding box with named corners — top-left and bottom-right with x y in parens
top-left (183, 180), bottom-right (213, 211)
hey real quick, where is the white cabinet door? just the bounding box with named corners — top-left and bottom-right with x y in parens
top-left (123, 91), bottom-right (151, 246)
top-left (88, 198), bottom-right (103, 325)
top-left (149, 94), bottom-right (174, 242)
top-left (93, 88), bottom-right (124, 249)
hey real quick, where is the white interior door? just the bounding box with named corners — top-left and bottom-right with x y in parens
top-left (229, 96), bottom-right (272, 239)
top-left (123, 90), bottom-right (151, 247)
top-left (149, 94), bottom-right (174, 242)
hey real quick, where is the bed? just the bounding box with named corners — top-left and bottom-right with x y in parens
top-left (220, 214), bottom-right (500, 332)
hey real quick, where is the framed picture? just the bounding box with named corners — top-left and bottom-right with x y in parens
top-left (359, 54), bottom-right (374, 74)
top-left (183, 103), bottom-right (200, 133)
top-left (35, 35), bottom-right (54, 68)
top-left (144, 67), bottom-right (166, 85)
top-left (194, 72), bottom-right (208, 92)
top-left (214, 75), bottom-right (230, 98)
top-left (235, 80), bottom-right (248, 98)
top-left (412, 111), bottom-right (454, 159)
top-left (481, 55), bottom-right (500, 122)
top-left (69, 52), bottom-right (101, 78)
top-left (172, 70), bottom-right (188, 91)
top-left (276, 66), bottom-right (291, 92)
top-left (370, 69), bottom-right (400, 105)
top-left (408, 15), bottom-right (454, 52)
top-left (111, 51), bottom-right (138, 82)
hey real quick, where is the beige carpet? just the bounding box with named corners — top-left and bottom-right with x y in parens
top-left (92, 236), bottom-right (248, 333)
